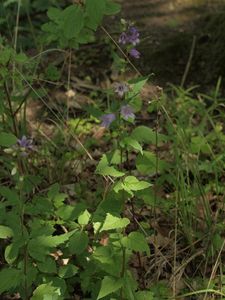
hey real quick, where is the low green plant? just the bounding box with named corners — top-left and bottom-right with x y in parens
top-left (0, 1), bottom-right (158, 299)
top-left (1, 1), bottom-right (225, 299)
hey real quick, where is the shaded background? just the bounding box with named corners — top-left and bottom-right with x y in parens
top-left (119, 0), bottom-right (225, 90)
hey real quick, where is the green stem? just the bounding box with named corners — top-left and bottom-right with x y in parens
top-left (4, 82), bottom-right (18, 136)
top-left (120, 247), bottom-right (126, 300)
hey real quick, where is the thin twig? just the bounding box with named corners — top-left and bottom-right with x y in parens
top-left (4, 82), bottom-right (18, 136)
top-left (181, 36), bottom-right (196, 87)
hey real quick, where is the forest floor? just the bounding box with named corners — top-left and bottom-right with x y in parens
top-left (120, 0), bottom-right (225, 89)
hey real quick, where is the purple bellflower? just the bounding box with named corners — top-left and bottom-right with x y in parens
top-left (114, 82), bottom-right (129, 98)
top-left (129, 48), bottom-right (140, 59)
top-left (119, 32), bottom-right (128, 45)
top-left (120, 105), bottom-right (135, 120)
top-left (100, 113), bottom-right (116, 128)
top-left (16, 135), bottom-right (33, 156)
top-left (128, 26), bottom-right (140, 46)
top-left (17, 135), bottom-right (33, 150)
top-left (119, 26), bottom-right (140, 46)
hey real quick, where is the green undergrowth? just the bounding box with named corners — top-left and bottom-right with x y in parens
top-left (0, 1), bottom-right (225, 300)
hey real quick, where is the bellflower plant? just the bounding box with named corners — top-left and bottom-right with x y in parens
top-left (100, 113), bottom-right (116, 128)
top-left (119, 26), bottom-right (140, 46)
top-left (129, 48), bottom-right (140, 59)
top-left (118, 32), bottom-right (128, 45)
top-left (118, 24), bottom-right (141, 59)
top-left (127, 26), bottom-right (140, 45)
top-left (14, 135), bottom-right (33, 156)
top-left (17, 135), bottom-right (33, 150)
top-left (114, 82), bottom-right (130, 97)
top-left (120, 105), bottom-right (135, 120)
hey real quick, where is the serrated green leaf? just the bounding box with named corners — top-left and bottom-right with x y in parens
top-left (110, 149), bottom-right (126, 165)
top-left (121, 232), bottom-right (150, 256)
top-left (96, 155), bottom-right (125, 177)
top-left (5, 243), bottom-right (19, 264)
top-left (0, 132), bottom-right (17, 147)
top-left (97, 276), bottom-right (123, 299)
top-left (93, 246), bottom-right (114, 265)
top-left (100, 213), bottom-right (130, 232)
top-left (47, 7), bottom-right (62, 24)
top-left (100, 166), bottom-right (125, 177)
top-left (124, 176), bottom-right (151, 191)
top-left (0, 268), bottom-right (22, 293)
top-left (0, 48), bottom-right (12, 65)
top-left (28, 231), bottom-right (75, 261)
top-left (128, 76), bottom-right (148, 96)
top-left (114, 176), bottom-right (151, 195)
top-left (135, 291), bottom-right (154, 300)
top-left (68, 231), bottom-right (88, 254)
top-left (48, 183), bottom-right (67, 208)
top-left (85, 0), bottom-right (105, 30)
top-left (15, 52), bottom-right (28, 63)
top-left (63, 5), bottom-right (84, 39)
top-left (104, 0), bottom-right (121, 15)
top-left (31, 283), bottom-right (61, 300)
top-left (42, 22), bottom-right (58, 35)
top-left (0, 187), bottom-right (20, 206)
top-left (123, 137), bottom-right (143, 154)
top-left (136, 151), bottom-right (168, 175)
top-left (0, 225), bottom-right (13, 239)
top-left (58, 264), bottom-right (78, 279)
top-left (78, 209), bottom-right (90, 225)
top-left (131, 126), bottom-right (167, 144)
top-left (37, 257), bottom-right (57, 274)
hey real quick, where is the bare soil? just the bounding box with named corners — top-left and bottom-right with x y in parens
top-left (120, 0), bottom-right (225, 89)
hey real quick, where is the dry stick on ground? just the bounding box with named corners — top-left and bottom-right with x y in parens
top-left (181, 35), bottom-right (196, 88)
top-left (203, 239), bottom-right (225, 300)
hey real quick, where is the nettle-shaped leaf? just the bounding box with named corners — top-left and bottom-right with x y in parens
top-left (0, 225), bottom-right (13, 239)
top-left (121, 231), bottom-right (150, 256)
top-left (42, 5), bottom-right (85, 48)
top-left (127, 76), bottom-right (149, 111)
top-left (94, 213), bottom-right (130, 233)
top-left (85, 0), bottom-right (121, 30)
top-left (42, 1), bottom-right (121, 48)
top-left (31, 283), bottom-right (62, 300)
top-left (120, 136), bottom-right (143, 154)
top-left (48, 183), bottom-right (67, 208)
top-left (28, 230), bottom-right (75, 261)
top-left (97, 276), bottom-right (123, 299)
top-left (85, 0), bottom-right (106, 30)
top-left (96, 154), bottom-right (125, 177)
top-left (0, 131), bottom-right (17, 147)
top-left (0, 268), bottom-right (22, 294)
top-left (136, 151), bottom-right (168, 175)
top-left (114, 176), bottom-right (151, 196)
top-left (131, 126), bottom-right (168, 145)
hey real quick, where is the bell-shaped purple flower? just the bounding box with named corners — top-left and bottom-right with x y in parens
top-left (16, 135), bottom-right (33, 156)
top-left (17, 135), bottom-right (33, 150)
top-left (120, 105), bottom-right (135, 120)
top-left (100, 113), bottom-right (116, 128)
top-left (129, 48), bottom-right (140, 59)
top-left (114, 82), bottom-right (129, 98)
top-left (119, 32), bottom-right (128, 45)
top-left (128, 26), bottom-right (140, 46)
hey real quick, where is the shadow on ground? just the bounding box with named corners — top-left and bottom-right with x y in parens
top-left (121, 0), bottom-right (225, 90)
